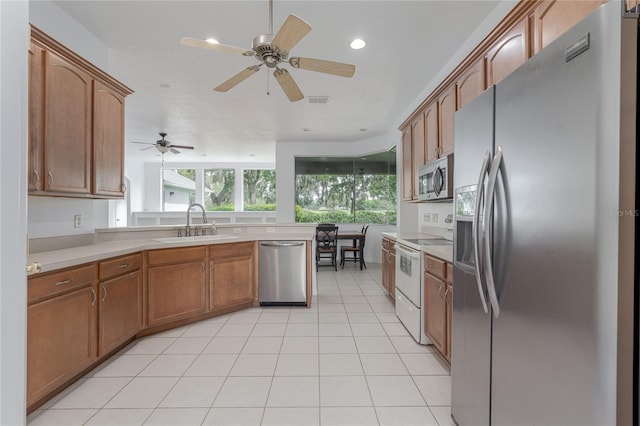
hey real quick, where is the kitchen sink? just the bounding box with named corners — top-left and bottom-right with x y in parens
top-left (153, 235), bottom-right (239, 244)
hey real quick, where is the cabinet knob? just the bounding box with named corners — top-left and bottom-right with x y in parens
top-left (25, 262), bottom-right (42, 274)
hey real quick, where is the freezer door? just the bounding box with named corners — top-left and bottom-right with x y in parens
top-left (451, 85), bottom-right (495, 425)
top-left (490, 3), bottom-right (622, 425)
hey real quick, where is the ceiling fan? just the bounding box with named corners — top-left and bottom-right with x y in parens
top-left (130, 132), bottom-right (194, 154)
top-left (180, 0), bottom-right (356, 102)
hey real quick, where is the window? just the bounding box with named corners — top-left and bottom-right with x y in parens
top-left (243, 169), bottom-right (276, 211)
top-left (204, 168), bottom-right (235, 211)
top-left (294, 151), bottom-right (396, 224)
top-left (162, 168), bottom-right (196, 211)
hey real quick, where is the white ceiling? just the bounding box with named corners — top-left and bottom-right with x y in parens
top-left (53, 0), bottom-right (501, 163)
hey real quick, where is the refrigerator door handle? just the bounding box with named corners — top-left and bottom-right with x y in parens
top-left (472, 150), bottom-right (491, 314)
top-left (484, 146), bottom-right (503, 318)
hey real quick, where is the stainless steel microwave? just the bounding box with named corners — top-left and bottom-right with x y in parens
top-left (417, 154), bottom-right (454, 201)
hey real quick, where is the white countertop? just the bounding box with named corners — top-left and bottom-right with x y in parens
top-left (382, 231), bottom-right (453, 263)
top-left (28, 232), bottom-right (314, 274)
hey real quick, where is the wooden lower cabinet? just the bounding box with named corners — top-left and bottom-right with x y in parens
top-left (98, 270), bottom-right (141, 355)
top-left (381, 237), bottom-right (396, 299)
top-left (424, 273), bottom-right (447, 355)
top-left (210, 242), bottom-right (256, 311)
top-left (389, 244), bottom-right (396, 299)
top-left (147, 261), bottom-right (206, 327)
top-left (27, 285), bottom-right (97, 407)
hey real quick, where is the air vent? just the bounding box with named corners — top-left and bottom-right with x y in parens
top-left (308, 96), bottom-right (329, 104)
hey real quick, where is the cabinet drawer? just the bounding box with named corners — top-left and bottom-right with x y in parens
top-left (147, 246), bottom-right (206, 266)
top-left (99, 253), bottom-right (141, 281)
top-left (209, 241), bottom-right (255, 259)
top-left (446, 262), bottom-right (453, 284)
top-left (28, 264), bottom-right (97, 304)
top-left (424, 254), bottom-right (446, 280)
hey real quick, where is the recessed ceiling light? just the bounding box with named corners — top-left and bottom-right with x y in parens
top-left (360, 128), bottom-right (367, 132)
top-left (350, 38), bottom-right (366, 50)
top-left (249, 154), bottom-right (255, 157)
top-left (303, 128), bottom-right (310, 132)
top-left (201, 154), bottom-right (208, 157)
top-left (206, 38), bottom-right (220, 45)
top-left (160, 83), bottom-right (171, 88)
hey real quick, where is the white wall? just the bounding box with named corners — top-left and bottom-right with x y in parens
top-left (27, 0), bottom-right (112, 238)
top-left (0, 1), bottom-right (29, 423)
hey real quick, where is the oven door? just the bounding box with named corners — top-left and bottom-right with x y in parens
top-left (396, 290), bottom-right (421, 339)
top-left (394, 244), bottom-right (421, 306)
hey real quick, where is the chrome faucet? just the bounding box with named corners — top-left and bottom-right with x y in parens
top-left (186, 203), bottom-right (207, 236)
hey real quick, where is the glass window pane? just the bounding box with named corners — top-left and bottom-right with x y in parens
top-left (204, 169), bottom-right (235, 211)
top-left (163, 169), bottom-right (196, 212)
top-left (294, 151), bottom-right (396, 225)
top-left (244, 169), bottom-right (276, 211)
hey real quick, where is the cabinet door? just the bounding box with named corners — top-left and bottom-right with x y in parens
top-left (389, 249), bottom-right (396, 300)
top-left (456, 59), bottom-right (486, 110)
top-left (93, 81), bottom-right (125, 197)
top-left (27, 285), bottom-right (97, 406)
top-left (210, 254), bottom-right (255, 311)
top-left (99, 270), bottom-right (141, 356)
top-left (147, 261), bottom-right (206, 327)
top-left (381, 247), bottom-right (390, 293)
top-left (438, 85), bottom-right (456, 156)
top-left (44, 51), bottom-right (92, 194)
top-left (424, 273), bottom-right (446, 354)
top-left (533, 0), bottom-right (605, 54)
top-left (401, 128), bottom-right (413, 201)
top-left (411, 115), bottom-right (426, 201)
top-left (424, 102), bottom-right (439, 162)
top-left (486, 17), bottom-right (530, 87)
top-left (445, 283), bottom-right (452, 362)
top-left (29, 42), bottom-right (44, 192)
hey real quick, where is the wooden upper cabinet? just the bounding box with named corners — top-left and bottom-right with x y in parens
top-left (29, 43), bottom-right (45, 192)
top-left (93, 81), bottom-right (126, 197)
top-left (424, 102), bottom-right (439, 163)
top-left (44, 51), bottom-right (92, 194)
top-left (486, 17), bottom-right (530, 87)
top-left (401, 128), bottom-right (413, 201)
top-left (533, 0), bottom-right (605, 54)
top-left (411, 115), bottom-right (426, 200)
top-left (456, 59), bottom-right (486, 110)
top-left (438, 85), bottom-right (456, 156)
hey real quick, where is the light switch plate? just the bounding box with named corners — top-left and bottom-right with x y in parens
top-left (74, 214), bottom-right (82, 228)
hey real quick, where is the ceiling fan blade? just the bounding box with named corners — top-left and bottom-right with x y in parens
top-left (141, 145), bottom-right (156, 151)
top-left (289, 57), bottom-right (355, 78)
top-left (169, 145), bottom-right (194, 150)
top-left (130, 141), bottom-right (154, 145)
top-left (170, 148), bottom-right (181, 154)
top-left (180, 37), bottom-right (255, 56)
top-left (271, 14), bottom-right (311, 54)
top-left (274, 68), bottom-right (304, 102)
top-left (214, 65), bottom-right (261, 92)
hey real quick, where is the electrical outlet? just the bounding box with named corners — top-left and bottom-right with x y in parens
top-left (233, 227), bottom-right (241, 234)
top-left (267, 227), bottom-right (275, 233)
top-left (432, 213), bottom-right (439, 223)
top-left (424, 213), bottom-right (431, 223)
top-left (74, 214), bottom-right (82, 228)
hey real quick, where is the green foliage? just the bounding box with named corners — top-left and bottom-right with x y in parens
top-left (244, 170), bottom-right (276, 207)
top-left (244, 204), bottom-right (276, 211)
top-left (295, 206), bottom-right (396, 225)
top-left (205, 169), bottom-right (235, 210)
top-left (207, 205), bottom-right (234, 211)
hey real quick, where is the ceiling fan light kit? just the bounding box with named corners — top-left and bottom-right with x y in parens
top-left (180, 0), bottom-right (356, 102)
top-left (130, 133), bottom-right (195, 162)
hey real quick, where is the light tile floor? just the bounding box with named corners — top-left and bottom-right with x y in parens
top-left (27, 264), bottom-right (453, 426)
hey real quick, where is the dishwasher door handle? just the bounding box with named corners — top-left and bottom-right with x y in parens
top-left (260, 242), bottom-right (305, 247)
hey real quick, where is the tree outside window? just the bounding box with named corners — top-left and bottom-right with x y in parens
top-left (294, 151), bottom-right (396, 224)
top-left (204, 169), bottom-right (235, 211)
top-left (244, 169), bottom-right (276, 211)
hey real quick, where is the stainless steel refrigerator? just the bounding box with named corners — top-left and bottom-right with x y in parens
top-left (451, 3), bottom-right (637, 425)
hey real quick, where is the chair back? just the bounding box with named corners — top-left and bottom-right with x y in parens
top-left (316, 225), bottom-right (338, 249)
top-left (357, 225), bottom-right (369, 248)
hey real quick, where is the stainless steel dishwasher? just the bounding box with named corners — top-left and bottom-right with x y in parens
top-left (258, 241), bottom-right (307, 306)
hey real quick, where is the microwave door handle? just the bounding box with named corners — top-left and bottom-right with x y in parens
top-left (484, 146), bottom-right (503, 318)
top-left (473, 151), bottom-right (491, 314)
top-left (433, 167), bottom-right (442, 196)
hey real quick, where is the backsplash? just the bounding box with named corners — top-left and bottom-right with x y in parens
top-left (418, 201), bottom-right (454, 230)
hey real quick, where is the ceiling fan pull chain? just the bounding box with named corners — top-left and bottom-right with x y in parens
top-left (267, 71), bottom-right (270, 96)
